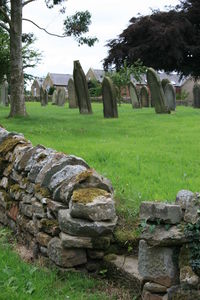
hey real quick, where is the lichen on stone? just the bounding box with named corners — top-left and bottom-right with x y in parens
top-left (0, 136), bottom-right (25, 155)
top-left (35, 184), bottom-right (50, 198)
top-left (75, 169), bottom-right (93, 183)
top-left (72, 187), bottom-right (110, 204)
top-left (40, 218), bottom-right (58, 229)
top-left (10, 183), bottom-right (21, 194)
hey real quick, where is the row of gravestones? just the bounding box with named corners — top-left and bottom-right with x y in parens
top-left (129, 69), bottom-right (176, 113)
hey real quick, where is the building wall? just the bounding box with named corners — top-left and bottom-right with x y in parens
top-left (42, 74), bottom-right (54, 91)
top-left (31, 80), bottom-right (40, 97)
top-left (86, 68), bottom-right (97, 82)
top-left (181, 78), bottom-right (200, 102)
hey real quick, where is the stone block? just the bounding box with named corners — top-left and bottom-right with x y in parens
top-left (60, 232), bottom-right (92, 248)
top-left (140, 202), bottom-right (183, 224)
top-left (143, 282), bottom-right (167, 293)
top-left (19, 202), bottom-right (32, 218)
top-left (87, 249), bottom-right (104, 259)
top-left (37, 232), bottom-right (52, 247)
top-left (69, 188), bottom-right (116, 221)
top-left (142, 291), bottom-right (168, 300)
top-left (138, 240), bottom-right (179, 287)
top-left (176, 189), bottom-right (194, 210)
top-left (48, 237), bottom-right (87, 267)
top-left (58, 209), bottom-right (117, 237)
top-left (184, 194), bottom-right (200, 224)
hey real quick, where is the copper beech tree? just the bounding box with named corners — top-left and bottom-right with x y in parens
top-left (0, 0), bottom-right (97, 117)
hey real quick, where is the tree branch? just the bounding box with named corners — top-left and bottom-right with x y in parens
top-left (22, 0), bottom-right (37, 7)
top-left (0, 21), bottom-right (10, 33)
top-left (0, 6), bottom-right (11, 28)
top-left (22, 18), bottom-right (65, 38)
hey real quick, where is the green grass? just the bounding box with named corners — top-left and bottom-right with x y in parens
top-left (0, 228), bottom-right (112, 300)
top-left (1, 103), bottom-right (200, 215)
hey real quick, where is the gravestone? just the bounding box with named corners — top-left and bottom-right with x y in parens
top-left (1, 75), bottom-right (9, 106)
top-left (164, 83), bottom-right (176, 111)
top-left (57, 88), bottom-right (66, 106)
top-left (140, 86), bottom-right (149, 107)
top-left (147, 68), bottom-right (170, 114)
top-left (68, 78), bottom-right (77, 108)
top-left (193, 83), bottom-right (200, 108)
top-left (73, 60), bottom-right (92, 114)
top-left (102, 76), bottom-right (118, 118)
top-left (129, 82), bottom-right (140, 108)
top-left (40, 87), bottom-right (48, 106)
top-left (161, 78), bottom-right (171, 91)
top-left (52, 90), bottom-right (58, 105)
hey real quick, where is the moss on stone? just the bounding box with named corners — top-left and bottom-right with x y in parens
top-left (40, 218), bottom-right (58, 229)
top-left (72, 187), bottom-right (110, 204)
top-left (179, 245), bottom-right (190, 269)
top-left (10, 184), bottom-right (21, 194)
top-left (35, 184), bottom-right (50, 198)
top-left (0, 136), bottom-right (23, 155)
top-left (75, 169), bottom-right (93, 183)
top-left (91, 236), bottom-right (110, 250)
top-left (104, 254), bottom-right (117, 262)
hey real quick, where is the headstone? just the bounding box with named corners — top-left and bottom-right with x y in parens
top-left (147, 68), bottom-right (170, 114)
top-left (129, 82), bottom-right (140, 108)
top-left (57, 88), bottom-right (66, 106)
top-left (68, 78), bottom-right (77, 108)
top-left (161, 78), bottom-right (171, 91)
top-left (140, 86), bottom-right (149, 107)
top-left (193, 83), bottom-right (200, 108)
top-left (52, 90), bottom-right (57, 105)
top-left (40, 87), bottom-right (48, 106)
top-left (1, 75), bottom-right (9, 106)
top-left (73, 60), bottom-right (92, 114)
top-left (164, 83), bottom-right (176, 111)
top-left (102, 76), bottom-right (118, 118)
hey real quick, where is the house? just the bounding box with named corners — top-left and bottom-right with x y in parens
top-left (42, 73), bottom-right (72, 92)
top-left (86, 68), bottom-right (105, 83)
top-left (31, 77), bottom-right (45, 97)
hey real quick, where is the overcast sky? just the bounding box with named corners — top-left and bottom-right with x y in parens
top-left (23, 0), bottom-right (180, 80)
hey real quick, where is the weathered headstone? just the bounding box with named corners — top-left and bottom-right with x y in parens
top-left (161, 78), bottom-right (171, 91)
top-left (1, 75), bottom-right (9, 106)
top-left (147, 68), bottom-right (170, 114)
top-left (40, 87), bottom-right (48, 106)
top-left (73, 60), bottom-right (92, 114)
top-left (164, 83), bottom-right (176, 111)
top-left (129, 82), bottom-right (140, 108)
top-left (140, 86), bottom-right (149, 107)
top-left (57, 88), bottom-right (66, 106)
top-left (52, 90), bottom-right (58, 105)
top-left (193, 83), bottom-right (200, 108)
top-left (102, 76), bottom-right (118, 118)
top-left (68, 78), bottom-right (77, 108)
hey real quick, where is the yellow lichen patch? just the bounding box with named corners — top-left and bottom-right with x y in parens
top-left (0, 137), bottom-right (24, 156)
top-left (10, 184), bottom-right (21, 194)
top-left (40, 218), bottom-right (58, 228)
top-left (75, 169), bottom-right (93, 183)
top-left (34, 184), bottom-right (50, 198)
top-left (72, 187), bottom-right (110, 204)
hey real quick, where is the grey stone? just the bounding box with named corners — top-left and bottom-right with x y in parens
top-left (142, 291), bottom-right (168, 300)
top-left (143, 282), bottom-right (167, 293)
top-left (87, 249), bottom-right (104, 259)
top-left (69, 192), bottom-right (116, 221)
top-left (129, 82), bottom-right (140, 108)
top-left (140, 86), bottom-right (149, 107)
top-left (32, 201), bottom-right (45, 218)
top-left (19, 203), bottom-right (33, 218)
top-left (16, 146), bottom-right (44, 171)
top-left (164, 83), bottom-right (176, 111)
top-left (140, 202), bottom-right (183, 224)
top-left (176, 190), bottom-right (194, 210)
top-left (60, 232), bottom-right (93, 248)
top-left (141, 225), bottom-right (187, 246)
top-left (138, 240), bottom-right (179, 287)
top-left (58, 209), bottom-right (117, 237)
top-left (0, 209), bottom-right (8, 225)
top-left (167, 285), bottom-right (200, 300)
top-left (184, 194), bottom-right (200, 224)
top-left (36, 232), bottom-right (52, 247)
top-left (48, 164), bottom-right (87, 191)
top-left (180, 266), bottom-right (199, 287)
top-left (0, 177), bottom-right (8, 189)
top-left (57, 88), bottom-right (66, 106)
top-left (48, 237), bottom-right (87, 267)
top-left (52, 90), bottom-right (57, 105)
top-left (68, 78), bottom-right (77, 108)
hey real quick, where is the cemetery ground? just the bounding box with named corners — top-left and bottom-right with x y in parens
top-left (0, 102), bottom-right (200, 298)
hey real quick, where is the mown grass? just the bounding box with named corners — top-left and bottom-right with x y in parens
top-left (0, 228), bottom-right (114, 300)
top-left (1, 103), bottom-right (200, 215)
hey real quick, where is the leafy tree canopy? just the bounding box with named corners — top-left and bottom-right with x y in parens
top-left (104, 0), bottom-right (200, 78)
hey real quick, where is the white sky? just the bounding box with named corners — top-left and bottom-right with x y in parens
top-left (22, 0), bottom-right (180, 79)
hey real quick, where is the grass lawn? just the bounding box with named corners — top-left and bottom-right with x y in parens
top-left (0, 102), bottom-right (200, 216)
top-left (0, 228), bottom-right (119, 300)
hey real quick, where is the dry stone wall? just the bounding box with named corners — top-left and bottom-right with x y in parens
top-left (0, 127), bottom-right (117, 269)
top-left (139, 190), bottom-right (200, 299)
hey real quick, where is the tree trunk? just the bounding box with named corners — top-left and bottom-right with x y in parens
top-left (9, 0), bottom-right (27, 117)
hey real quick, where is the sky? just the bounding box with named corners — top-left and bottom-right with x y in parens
top-left (22, 0), bottom-right (180, 80)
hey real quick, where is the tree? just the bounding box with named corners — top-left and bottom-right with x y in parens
top-left (0, 0), bottom-right (97, 117)
top-left (106, 60), bottom-right (146, 102)
top-left (0, 28), bottom-right (42, 87)
top-left (104, 0), bottom-right (200, 79)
